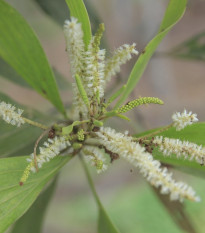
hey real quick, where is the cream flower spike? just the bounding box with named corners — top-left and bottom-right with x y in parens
top-left (64, 17), bottom-right (87, 119)
top-left (20, 136), bottom-right (70, 184)
top-left (0, 101), bottom-right (25, 127)
top-left (28, 136), bottom-right (70, 171)
top-left (96, 127), bottom-right (200, 202)
top-left (172, 109), bottom-right (198, 131)
top-left (104, 43), bottom-right (139, 82)
top-left (154, 136), bottom-right (205, 165)
top-left (64, 17), bottom-right (85, 76)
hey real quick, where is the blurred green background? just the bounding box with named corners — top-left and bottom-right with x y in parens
top-left (2, 0), bottom-right (205, 232)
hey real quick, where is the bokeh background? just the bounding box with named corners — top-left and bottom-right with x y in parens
top-left (2, 0), bottom-right (205, 232)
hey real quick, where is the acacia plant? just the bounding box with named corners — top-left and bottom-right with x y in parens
top-left (0, 0), bottom-right (204, 232)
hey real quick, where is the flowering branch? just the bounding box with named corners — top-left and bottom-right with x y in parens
top-left (0, 16), bottom-right (202, 203)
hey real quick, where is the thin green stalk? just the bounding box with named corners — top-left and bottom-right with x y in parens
top-left (22, 117), bottom-right (48, 130)
top-left (135, 123), bottom-right (173, 140)
top-left (79, 154), bottom-right (101, 206)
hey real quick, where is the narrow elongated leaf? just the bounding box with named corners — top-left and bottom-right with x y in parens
top-left (65, 0), bottom-right (92, 48)
top-left (80, 157), bottom-right (120, 233)
top-left (152, 186), bottom-right (197, 233)
top-left (115, 0), bottom-right (187, 108)
top-left (0, 58), bottom-right (71, 91)
top-left (11, 176), bottom-right (58, 233)
top-left (0, 0), bottom-right (66, 116)
top-left (98, 206), bottom-right (120, 233)
top-left (0, 155), bottom-right (71, 232)
top-left (0, 58), bottom-right (29, 88)
top-left (167, 31), bottom-right (205, 61)
top-left (34, 0), bottom-right (101, 33)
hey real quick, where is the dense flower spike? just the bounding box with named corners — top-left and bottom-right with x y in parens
top-left (0, 101), bottom-right (25, 127)
top-left (84, 24), bottom-right (105, 99)
top-left (104, 44), bottom-right (138, 82)
top-left (64, 17), bottom-right (85, 76)
top-left (82, 146), bottom-right (108, 173)
top-left (20, 136), bottom-right (71, 184)
top-left (154, 136), bottom-right (205, 165)
top-left (96, 127), bottom-right (200, 202)
top-left (172, 109), bottom-right (198, 131)
top-left (32, 136), bottom-right (70, 169)
top-left (116, 97), bottom-right (164, 114)
top-left (64, 17), bottom-right (88, 118)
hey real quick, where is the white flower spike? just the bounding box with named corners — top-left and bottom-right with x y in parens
top-left (0, 101), bottom-right (25, 127)
top-left (96, 127), bottom-right (200, 202)
top-left (27, 136), bottom-right (71, 172)
top-left (154, 136), bottom-right (205, 165)
top-left (172, 109), bottom-right (198, 131)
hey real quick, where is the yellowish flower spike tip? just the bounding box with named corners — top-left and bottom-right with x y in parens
top-left (19, 161), bottom-right (34, 186)
top-left (116, 97), bottom-right (164, 114)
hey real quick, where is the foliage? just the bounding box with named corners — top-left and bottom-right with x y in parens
top-left (0, 0), bottom-right (204, 233)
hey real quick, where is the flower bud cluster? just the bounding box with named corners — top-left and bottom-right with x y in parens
top-left (116, 97), bottom-right (164, 114)
top-left (82, 146), bottom-right (108, 173)
top-left (77, 129), bottom-right (85, 141)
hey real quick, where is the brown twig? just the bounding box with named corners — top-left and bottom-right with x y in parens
top-left (33, 129), bottom-right (50, 171)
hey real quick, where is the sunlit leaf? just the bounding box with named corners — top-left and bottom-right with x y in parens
top-left (0, 155), bottom-right (71, 232)
top-left (0, 0), bottom-right (66, 116)
top-left (65, 0), bottom-right (92, 48)
top-left (115, 0), bottom-right (187, 108)
top-left (11, 176), bottom-right (58, 233)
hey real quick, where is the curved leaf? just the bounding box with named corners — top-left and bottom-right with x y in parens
top-left (0, 155), bottom-right (71, 232)
top-left (11, 176), bottom-right (58, 233)
top-left (65, 0), bottom-right (92, 48)
top-left (34, 0), bottom-right (101, 33)
top-left (115, 0), bottom-right (187, 108)
top-left (80, 156), bottom-right (120, 233)
top-left (0, 58), bottom-right (71, 91)
top-left (167, 31), bottom-right (205, 61)
top-left (98, 206), bottom-right (120, 233)
top-left (0, 0), bottom-right (66, 116)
